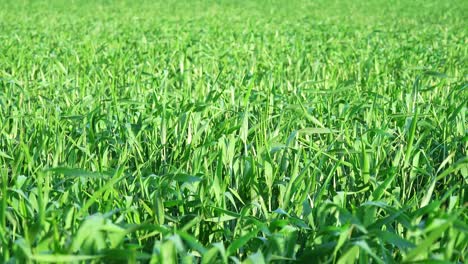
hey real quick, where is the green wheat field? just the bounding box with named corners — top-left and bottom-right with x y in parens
top-left (0, 0), bottom-right (467, 263)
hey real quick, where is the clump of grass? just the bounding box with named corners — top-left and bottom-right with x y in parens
top-left (0, 0), bottom-right (467, 263)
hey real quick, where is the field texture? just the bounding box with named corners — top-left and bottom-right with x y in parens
top-left (0, 0), bottom-right (467, 263)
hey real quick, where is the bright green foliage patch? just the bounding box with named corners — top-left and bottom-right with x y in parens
top-left (0, 0), bottom-right (467, 263)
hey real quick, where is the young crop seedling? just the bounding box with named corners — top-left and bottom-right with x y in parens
top-left (0, 0), bottom-right (466, 263)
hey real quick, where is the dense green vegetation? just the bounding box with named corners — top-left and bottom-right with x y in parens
top-left (0, 0), bottom-right (467, 262)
